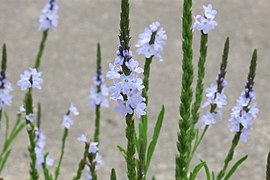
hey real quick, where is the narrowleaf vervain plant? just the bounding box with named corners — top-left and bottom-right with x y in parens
top-left (0, 0), bottom-right (265, 180)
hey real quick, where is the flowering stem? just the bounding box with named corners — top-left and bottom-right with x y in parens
top-left (110, 168), bottom-right (117, 180)
top-left (54, 128), bottom-right (68, 180)
top-left (90, 163), bottom-right (97, 180)
top-left (216, 129), bottom-right (241, 180)
top-left (0, 44), bottom-right (7, 125)
top-left (266, 150), bottom-right (270, 180)
top-left (137, 140), bottom-right (145, 180)
top-left (24, 90), bottom-right (39, 180)
top-left (34, 30), bottom-right (48, 70)
top-left (176, 0), bottom-right (194, 179)
top-left (94, 43), bottom-right (102, 143)
top-left (125, 114), bottom-right (136, 180)
top-left (73, 143), bottom-right (90, 180)
top-left (188, 125), bottom-right (208, 165)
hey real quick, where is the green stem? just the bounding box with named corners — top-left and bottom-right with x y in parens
top-left (73, 144), bottom-right (90, 180)
top-left (54, 128), bottom-right (68, 180)
top-left (24, 90), bottom-right (39, 180)
top-left (216, 130), bottom-right (241, 180)
top-left (142, 57), bottom-right (153, 105)
top-left (125, 114), bottom-right (136, 180)
top-left (94, 105), bottom-right (100, 143)
top-left (34, 30), bottom-right (48, 70)
top-left (188, 126), bottom-right (209, 166)
top-left (137, 140), bottom-right (145, 180)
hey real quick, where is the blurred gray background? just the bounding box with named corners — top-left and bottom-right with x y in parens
top-left (0, 0), bottom-right (269, 179)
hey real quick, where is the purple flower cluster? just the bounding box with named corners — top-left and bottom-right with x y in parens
top-left (199, 78), bottom-right (227, 128)
top-left (0, 72), bottom-right (13, 110)
top-left (136, 22), bottom-right (167, 61)
top-left (35, 129), bottom-right (54, 169)
top-left (77, 135), bottom-right (104, 179)
top-left (17, 68), bottom-right (43, 91)
top-left (106, 47), bottom-right (146, 118)
top-left (228, 88), bottom-right (259, 142)
top-left (89, 74), bottom-right (109, 109)
top-left (39, 0), bottom-right (59, 31)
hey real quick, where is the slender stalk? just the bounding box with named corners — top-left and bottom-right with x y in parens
top-left (176, 0), bottom-right (193, 179)
top-left (54, 128), bottom-right (68, 180)
top-left (25, 90), bottom-right (39, 180)
top-left (73, 144), bottom-right (90, 180)
top-left (110, 168), bottom-right (117, 180)
top-left (125, 114), bottom-right (136, 180)
top-left (142, 57), bottom-right (153, 105)
top-left (94, 43), bottom-right (102, 143)
top-left (34, 30), bottom-right (48, 70)
top-left (191, 33), bottom-right (208, 133)
top-left (216, 130), bottom-right (241, 180)
top-left (137, 140), bottom-right (145, 180)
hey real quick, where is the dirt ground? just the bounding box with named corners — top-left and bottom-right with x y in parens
top-left (0, 0), bottom-right (270, 179)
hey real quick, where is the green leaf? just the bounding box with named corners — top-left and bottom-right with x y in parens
top-left (117, 145), bottom-right (127, 160)
top-left (110, 168), bottom-right (117, 180)
top-left (0, 149), bottom-right (11, 173)
top-left (223, 155), bottom-right (248, 180)
top-left (202, 162), bottom-right (211, 180)
top-left (146, 105), bottom-right (165, 172)
top-left (189, 161), bottom-right (206, 180)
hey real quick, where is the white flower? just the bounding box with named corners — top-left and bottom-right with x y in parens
top-left (26, 113), bottom-right (34, 123)
top-left (193, 4), bottom-right (217, 34)
top-left (136, 21), bottom-right (167, 61)
top-left (19, 105), bottom-right (25, 113)
top-left (83, 166), bottom-right (92, 180)
top-left (89, 142), bottom-right (99, 154)
top-left (0, 81), bottom-right (13, 110)
top-left (39, 0), bottom-right (59, 31)
top-left (89, 84), bottom-right (109, 109)
top-left (193, 15), bottom-right (217, 34)
top-left (69, 104), bottom-right (79, 116)
top-left (17, 68), bottom-right (43, 91)
top-left (213, 93), bottom-right (227, 108)
top-left (93, 153), bottom-right (104, 171)
top-left (77, 134), bottom-right (88, 143)
top-left (199, 112), bottom-right (216, 129)
top-left (62, 115), bottom-right (74, 129)
top-left (46, 155), bottom-right (54, 167)
top-left (203, 4), bottom-right (217, 19)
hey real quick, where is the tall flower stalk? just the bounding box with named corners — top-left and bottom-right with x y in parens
top-left (176, 0), bottom-right (194, 179)
top-left (217, 50), bottom-right (258, 180)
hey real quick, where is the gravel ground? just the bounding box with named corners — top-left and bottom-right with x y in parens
top-left (0, 0), bottom-right (270, 179)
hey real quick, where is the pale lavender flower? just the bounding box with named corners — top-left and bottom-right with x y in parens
top-left (228, 90), bottom-right (259, 142)
top-left (89, 84), bottom-right (109, 109)
top-left (39, 0), bottom-right (59, 31)
top-left (203, 4), bottom-right (217, 19)
top-left (35, 129), bottom-right (54, 169)
top-left (69, 104), bottom-right (79, 116)
top-left (77, 134), bottom-right (88, 143)
top-left (88, 142), bottom-right (99, 154)
top-left (93, 153), bottom-right (104, 171)
top-left (83, 166), bottom-right (92, 180)
top-left (62, 104), bottom-right (79, 129)
top-left (193, 4), bottom-right (217, 34)
top-left (17, 68), bottom-right (43, 91)
top-left (136, 21), bottom-right (167, 61)
top-left (0, 81), bottom-right (13, 110)
top-left (26, 113), bottom-right (34, 123)
top-left (199, 112), bottom-right (216, 128)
